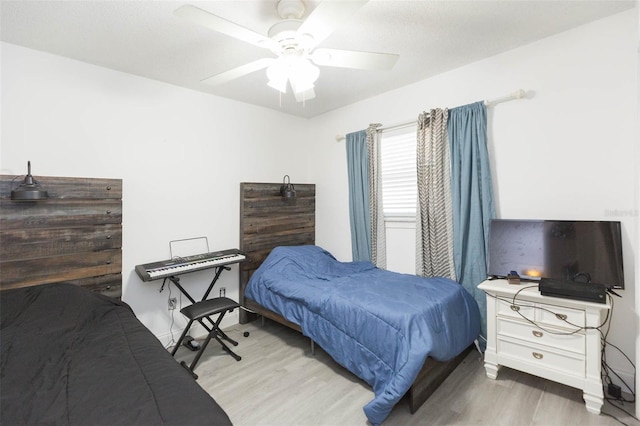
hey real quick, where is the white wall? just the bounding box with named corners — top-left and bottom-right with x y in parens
top-left (307, 10), bottom-right (638, 391)
top-left (0, 42), bottom-right (311, 341)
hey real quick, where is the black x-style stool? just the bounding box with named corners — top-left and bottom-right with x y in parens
top-left (171, 297), bottom-right (241, 379)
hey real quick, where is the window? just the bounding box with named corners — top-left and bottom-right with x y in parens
top-left (379, 126), bottom-right (417, 218)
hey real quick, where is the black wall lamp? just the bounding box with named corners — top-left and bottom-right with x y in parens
top-left (11, 161), bottom-right (49, 201)
top-left (280, 175), bottom-right (296, 199)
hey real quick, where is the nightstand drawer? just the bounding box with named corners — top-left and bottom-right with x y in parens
top-left (497, 317), bottom-right (585, 354)
top-left (537, 304), bottom-right (585, 328)
top-left (497, 298), bottom-right (585, 330)
top-left (497, 299), bottom-right (535, 321)
top-left (498, 337), bottom-right (585, 377)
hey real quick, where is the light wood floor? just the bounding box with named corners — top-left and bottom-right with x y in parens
top-left (174, 320), bottom-right (638, 426)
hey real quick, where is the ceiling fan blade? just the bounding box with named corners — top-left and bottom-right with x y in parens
top-left (297, 0), bottom-right (368, 49)
top-left (175, 5), bottom-right (279, 51)
top-left (201, 58), bottom-right (274, 86)
top-left (311, 48), bottom-right (399, 71)
top-left (293, 87), bottom-right (316, 103)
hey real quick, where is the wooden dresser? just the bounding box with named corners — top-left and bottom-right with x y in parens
top-left (478, 279), bottom-right (610, 414)
top-left (0, 175), bottom-right (122, 298)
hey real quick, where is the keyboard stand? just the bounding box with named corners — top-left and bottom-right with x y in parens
top-left (167, 264), bottom-right (230, 305)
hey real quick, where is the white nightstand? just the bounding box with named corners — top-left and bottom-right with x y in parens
top-left (478, 279), bottom-right (611, 414)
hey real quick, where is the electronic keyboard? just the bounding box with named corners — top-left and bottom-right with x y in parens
top-left (135, 248), bottom-right (246, 282)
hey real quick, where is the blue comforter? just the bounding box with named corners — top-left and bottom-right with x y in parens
top-left (245, 246), bottom-right (480, 424)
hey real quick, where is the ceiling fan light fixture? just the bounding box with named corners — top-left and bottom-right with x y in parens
top-left (287, 56), bottom-right (319, 94)
top-left (289, 76), bottom-right (314, 94)
top-left (268, 76), bottom-right (288, 93)
top-left (267, 59), bottom-right (289, 93)
top-left (266, 55), bottom-right (319, 95)
top-left (293, 57), bottom-right (319, 84)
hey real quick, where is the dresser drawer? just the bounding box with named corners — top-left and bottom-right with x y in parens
top-left (497, 317), bottom-right (585, 354)
top-left (498, 337), bottom-right (585, 378)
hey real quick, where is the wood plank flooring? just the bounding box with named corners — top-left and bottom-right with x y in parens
top-left (174, 320), bottom-right (638, 425)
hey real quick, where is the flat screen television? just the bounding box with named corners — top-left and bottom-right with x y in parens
top-left (488, 219), bottom-right (624, 289)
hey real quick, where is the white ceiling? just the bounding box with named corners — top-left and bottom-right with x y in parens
top-left (1, 1), bottom-right (634, 118)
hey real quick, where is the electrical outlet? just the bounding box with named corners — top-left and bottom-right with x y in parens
top-left (168, 297), bottom-right (177, 310)
top-left (219, 287), bottom-right (226, 298)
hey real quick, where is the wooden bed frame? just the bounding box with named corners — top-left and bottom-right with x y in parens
top-left (238, 182), bottom-right (472, 414)
top-left (0, 174), bottom-right (122, 297)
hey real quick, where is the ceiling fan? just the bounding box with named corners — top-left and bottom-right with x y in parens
top-left (174, 0), bottom-right (399, 102)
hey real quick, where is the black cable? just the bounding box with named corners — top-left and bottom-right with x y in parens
top-left (598, 295), bottom-right (635, 405)
top-left (600, 406), bottom-right (629, 426)
top-left (605, 396), bottom-right (640, 424)
top-left (601, 333), bottom-right (636, 403)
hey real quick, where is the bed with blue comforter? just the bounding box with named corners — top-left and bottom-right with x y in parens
top-left (245, 245), bottom-right (481, 424)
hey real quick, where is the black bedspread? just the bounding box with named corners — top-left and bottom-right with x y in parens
top-left (0, 283), bottom-right (232, 426)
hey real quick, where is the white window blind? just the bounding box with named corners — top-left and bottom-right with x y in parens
top-left (380, 126), bottom-right (417, 217)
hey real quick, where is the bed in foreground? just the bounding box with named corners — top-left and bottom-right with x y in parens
top-left (245, 245), bottom-right (481, 425)
top-left (0, 283), bottom-right (231, 426)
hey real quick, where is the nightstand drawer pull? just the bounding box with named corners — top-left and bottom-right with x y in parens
top-left (555, 313), bottom-right (567, 321)
top-left (532, 330), bottom-right (543, 338)
top-left (532, 352), bottom-right (544, 360)
top-left (510, 305), bottom-right (520, 312)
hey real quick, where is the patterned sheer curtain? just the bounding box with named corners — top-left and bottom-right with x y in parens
top-left (366, 124), bottom-right (386, 268)
top-left (415, 109), bottom-right (456, 279)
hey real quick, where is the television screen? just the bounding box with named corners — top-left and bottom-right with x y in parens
top-left (488, 219), bottom-right (624, 289)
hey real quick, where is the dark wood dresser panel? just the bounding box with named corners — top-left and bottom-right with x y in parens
top-left (0, 175), bottom-right (122, 298)
top-left (239, 182), bottom-right (315, 323)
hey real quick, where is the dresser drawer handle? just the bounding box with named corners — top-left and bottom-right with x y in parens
top-left (532, 330), bottom-right (543, 338)
top-left (532, 352), bottom-right (544, 360)
top-left (555, 313), bottom-right (567, 321)
top-left (510, 305), bottom-right (520, 312)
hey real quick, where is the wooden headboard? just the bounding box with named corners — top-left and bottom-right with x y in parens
top-left (0, 175), bottom-right (123, 298)
top-left (239, 182), bottom-right (315, 324)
